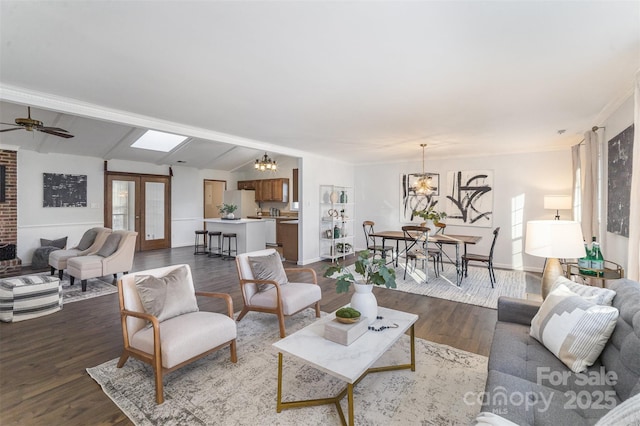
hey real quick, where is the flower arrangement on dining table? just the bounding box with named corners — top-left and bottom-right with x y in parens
top-left (323, 249), bottom-right (397, 293)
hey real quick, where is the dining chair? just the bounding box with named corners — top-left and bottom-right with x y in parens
top-left (362, 221), bottom-right (394, 260)
top-left (401, 225), bottom-right (437, 281)
top-left (419, 222), bottom-right (444, 275)
top-left (461, 227), bottom-right (500, 288)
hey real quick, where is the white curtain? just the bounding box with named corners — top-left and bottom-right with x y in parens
top-left (627, 72), bottom-right (640, 281)
top-left (581, 130), bottom-right (599, 242)
top-left (571, 144), bottom-right (581, 222)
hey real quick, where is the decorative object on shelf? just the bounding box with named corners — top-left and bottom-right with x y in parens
top-left (415, 144), bottom-right (435, 195)
top-left (327, 209), bottom-right (339, 218)
top-left (336, 242), bottom-right (352, 253)
top-left (524, 220), bottom-right (585, 299)
top-left (543, 195), bottom-right (572, 220)
top-left (340, 190), bottom-right (348, 203)
top-left (254, 152), bottom-right (277, 171)
top-left (330, 190), bottom-right (339, 203)
top-left (218, 203), bottom-right (238, 219)
top-left (333, 225), bottom-right (340, 239)
top-left (323, 250), bottom-right (396, 324)
top-left (341, 222), bottom-right (347, 237)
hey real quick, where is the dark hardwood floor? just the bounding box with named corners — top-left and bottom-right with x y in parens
top-left (0, 247), bottom-right (498, 425)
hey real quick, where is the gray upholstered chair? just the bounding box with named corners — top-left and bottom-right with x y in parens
top-left (68, 230), bottom-right (137, 291)
top-left (48, 227), bottom-right (111, 279)
top-left (117, 264), bottom-right (237, 404)
top-left (235, 248), bottom-right (321, 337)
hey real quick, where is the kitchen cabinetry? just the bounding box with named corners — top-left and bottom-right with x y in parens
top-left (255, 178), bottom-right (289, 202)
top-left (280, 220), bottom-right (299, 262)
top-left (319, 185), bottom-right (354, 262)
top-left (237, 180), bottom-right (256, 190)
top-left (276, 217), bottom-right (296, 245)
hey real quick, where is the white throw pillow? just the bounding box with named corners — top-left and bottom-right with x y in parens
top-left (594, 392), bottom-right (640, 426)
top-left (530, 284), bottom-right (619, 373)
top-left (135, 265), bottom-right (199, 322)
top-left (551, 275), bottom-right (616, 306)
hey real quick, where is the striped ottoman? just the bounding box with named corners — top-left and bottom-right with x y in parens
top-left (0, 275), bottom-right (63, 322)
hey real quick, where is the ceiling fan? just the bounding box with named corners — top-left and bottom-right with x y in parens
top-left (0, 106), bottom-right (74, 138)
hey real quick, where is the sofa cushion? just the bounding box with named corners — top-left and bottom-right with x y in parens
top-left (76, 229), bottom-right (97, 251)
top-left (248, 251), bottom-right (288, 292)
top-left (551, 276), bottom-right (616, 306)
top-left (594, 392), bottom-right (640, 425)
top-left (40, 236), bottom-right (67, 249)
top-left (530, 284), bottom-right (619, 373)
top-left (135, 265), bottom-right (199, 322)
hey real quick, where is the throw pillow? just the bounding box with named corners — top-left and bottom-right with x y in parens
top-left (248, 252), bottom-right (288, 292)
top-left (97, 233), bottom-right (122, 257)
top-left (474, 412), bottom-right (519, 426)
top-left (550, 275), bottom-right (616, 306)
top-left (76, 229), bottom-right (98, 251)
top-left (40, 236), bottom-right (67, 249)
top-left (134, 265), bottom-right (199, 322)
top-left (530, 284), bottom-right (619, 373)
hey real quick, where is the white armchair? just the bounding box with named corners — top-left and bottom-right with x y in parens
top-left (68, 230), bottom-right (137, 291)
top-left (117, 264), bottom-right (237, 404)
top-left (235, 248), bottom-right (321, 337)
top-left (48, 227), bottom-right (111, 279)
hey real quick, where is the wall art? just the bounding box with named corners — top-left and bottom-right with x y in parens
top-left (607, 124), bottom-right (634, 237)
top-left (43, 173), bottom-right (87, 207)
top-left (445, 170), bottom-right (493, 227)
top-left (399, 172), bottom-right (442, 222)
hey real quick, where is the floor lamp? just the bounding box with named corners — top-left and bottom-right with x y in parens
top-left (525, 220), bottom-right (585, 299)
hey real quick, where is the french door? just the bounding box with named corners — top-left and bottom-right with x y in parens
top-left (105, 172), bottom-right (171, 251)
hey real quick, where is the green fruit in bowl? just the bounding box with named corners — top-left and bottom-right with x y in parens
top-left (336, 307), bottom-right (361, 319)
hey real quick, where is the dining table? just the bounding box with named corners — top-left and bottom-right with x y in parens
top-left (369, 230), bottom-right (482, 286)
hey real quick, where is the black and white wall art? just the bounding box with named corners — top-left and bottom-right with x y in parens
top-left (445, 170), bottom-right (493, 227)
top-left (607, 124), bottom-right (634, 237)
top-left (43, 173), bottom-right (87, 207)
top-left (400, 172), bottom-right (441, 222)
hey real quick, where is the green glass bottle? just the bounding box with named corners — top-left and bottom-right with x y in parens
top-left (578, 240), bottom-right (590, 274)
top-left (591, 241), bottom-right (604, 276)
top-left (583, 236), bottom-right (597, 276)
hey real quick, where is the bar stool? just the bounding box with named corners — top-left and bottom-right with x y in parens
top-left (194, 230), bottom-right (208, 255)
top-left (208, 231), bottom-right (222, 257)
top-left (221, 233), bottom-right (237, 260)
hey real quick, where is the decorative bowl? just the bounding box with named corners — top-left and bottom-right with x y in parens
top-left (335, 316), bottom-right (360, 324)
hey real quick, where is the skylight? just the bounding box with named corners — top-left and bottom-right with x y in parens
top-left (131, 130), bottom-right (188, 152)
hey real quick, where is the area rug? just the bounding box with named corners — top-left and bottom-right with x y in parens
top-left (347, 263), bottom-right (526, 309)
top-left (87, 309), bottom-right (488, 425)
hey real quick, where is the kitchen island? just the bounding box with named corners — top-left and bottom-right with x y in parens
top-left (204, 218), bottom-right (266, 255)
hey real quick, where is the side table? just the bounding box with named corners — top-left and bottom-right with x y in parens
top-left (564, 260), bottom-right (624, 288)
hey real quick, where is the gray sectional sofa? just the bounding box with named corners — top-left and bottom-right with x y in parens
top-left (482, 278), bottom-right (640, 425)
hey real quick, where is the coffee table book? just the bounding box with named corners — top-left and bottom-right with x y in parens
top-left (324, 317), bottom-right (368, 345)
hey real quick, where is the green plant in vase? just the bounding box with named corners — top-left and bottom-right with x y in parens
top-left (323, 249), bottom-right (396, 293)
top-left (218, 203), bottom-right (238, 218)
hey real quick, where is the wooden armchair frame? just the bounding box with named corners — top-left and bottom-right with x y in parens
top-left (235, 260), bottom-right (321, 338)
top-left (117, 273), bottom-right (237, 404)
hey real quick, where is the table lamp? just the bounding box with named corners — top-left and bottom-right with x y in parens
top-left (543, 195), bottom-right (572, 220)
top-left (525, 220), bottom-right (585, 299)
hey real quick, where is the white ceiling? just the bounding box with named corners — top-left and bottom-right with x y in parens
top-left (1, 1), bottom-right (639, 168)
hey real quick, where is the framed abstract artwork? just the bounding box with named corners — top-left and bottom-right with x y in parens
top-left (607, 124), bottom-right (634, 237)
top-left (444, 170), bottom-right (493, 227)
top-left (43, 173), bottom-right (87, 207)
top-left (400, 172), bottom-right (442, 222)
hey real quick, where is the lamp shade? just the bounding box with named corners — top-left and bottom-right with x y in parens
top-left (525, 220), bottom-right (585, 259)
top-left (543, 195), bottom-right (572, 210)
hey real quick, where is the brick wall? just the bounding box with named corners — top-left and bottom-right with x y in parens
top-left (0, 149), bottom-right (21, 276)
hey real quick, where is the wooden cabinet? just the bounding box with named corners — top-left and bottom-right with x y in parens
top-left (292, 169), bottom-right (299, 203)
top-left (276, 218), bottom-right (295, 245)
top-left (237, 180), bottom-right (256, 190)
top-left (254, 178), bottom-right (289, 202)
top-left (280, 221), bottom-right (298, 262)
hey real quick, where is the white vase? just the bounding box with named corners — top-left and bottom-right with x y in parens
top-left (330, 191), bottom-right (339, 204)
top-left (423, 219), bottom-right (436, 236)
top-left (226, 212), bottom-right (235, 219)
top-left (350, 283), bottom-right (378, 324)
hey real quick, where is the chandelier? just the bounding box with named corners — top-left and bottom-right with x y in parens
top-left (254, 152), bottom-right (277, 171)
top-left (415, 143), bottom-right (434, 195)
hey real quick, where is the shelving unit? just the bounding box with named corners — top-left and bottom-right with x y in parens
top-left (319, 185), bottom-right (354, 262)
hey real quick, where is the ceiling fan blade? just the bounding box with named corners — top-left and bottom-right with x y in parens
top-left (0, 122), bottom-right (20, 126)
top-left (38, 128), bottom-right (75, 138)
top-left (40, 126), bottom-right (70, 133)
top-left (0, 127), bottom-right (24, 133)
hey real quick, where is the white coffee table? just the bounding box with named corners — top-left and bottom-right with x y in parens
top-left (272, 306), bottom-right (418, 425)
